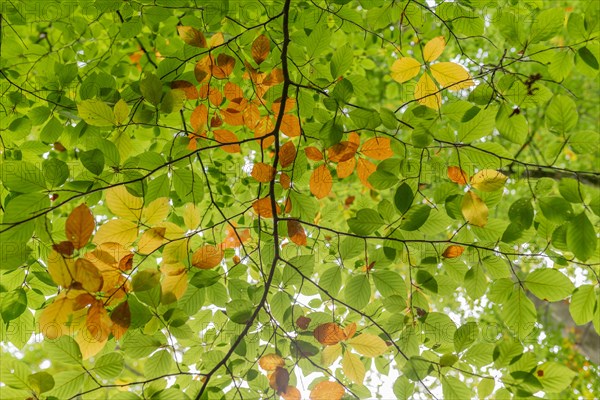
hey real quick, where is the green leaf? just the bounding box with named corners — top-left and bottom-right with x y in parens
top-left (402, 356), bottom-right (431, 381)
top-left (80, 149), bottom-right (105, 175)
top-left (140, 73), bottom-right (163, 106)
top-left (525, 268), bottom-right (574, 301)
top-left (546, 95), bottom-right (578, 134)
top-left (502, 288), bottom-right (537, 340)
top-left (145, 350), bottom-right (175, 379)
top-left (27, 371), bottom-right (54, 394)
top-left (530, 8), bottom-right (564, 43)
top-left (442, 376), bottom-right (472, 400)
top-left (372, 270), bottom-right (405, 298)
top-left (567, 212), bottom-right (597, 261)
top-left (400, 204), bottom-right (431, 231)
top-left (77, 99), bottom-right (115, 127)
top-left (458, 107), bottom-right (496, 142)
top-left (0, 161), bottom-right (47, 192)
top-left (45, 336), bottom-right (82, 365)
top-left (454, 322), bottom-right (478, 353)
top-left (569, 285), bottom-right (597, 325)
top-left (226, 299), bottom-right (254, 324)
top-left (535, 362), bottom-right (576, 393)
top-left (349, 108), bottom-right (381, 129)
top-left (94, 352), bottom-right (124, 379)
top-left (508, 198), bottom-right (534, 229)
top-left (496, 105), bottom-right (528, 144)
top-left (344, 274), bottom-right (371, 310)
top-left (578, 47), bottom-right (599, 70)
top-left (538, 197), bottom-right (573, 223)
top-left (394, 183), bottom-right (414, 214)
top-left (0, 288), bottom-right (27, 322)
top-left (330, 44), bottom-right (353, 78)
top-left (347, 208), bottom-right (384, 235)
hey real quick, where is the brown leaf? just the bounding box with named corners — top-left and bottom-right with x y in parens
top-left (177, 26), bottom-right (207, 48)
top-left (259, 353), bottom-right (285, 371)
top-left (86, 300), bottom-right (113, 344)
top-left (279, 141), bottom-right (297, 168)
top-left (305, 146), bottom-right (324, 161)
top-left (269, 366), bottom-right (289, 394)
top-left (110, 301), bottom-right (130, 340)
top-left (280, 172), bottom-right (291, 189)
top-left (337, 157), bottom-right (356, 179)
top-left (442, 245), bottom-right (465, 258)
top-left (190, 104), bottom-right (208, 132)
top-left (252, 197), bottom-right (280, 218)
top-left (313, 322), bottom-right (346, 345)
top-left (214, 129), bottom-right (241, 153)
top-left (296, 316), bottom-right (311, 330)
top-left (447, 166), bottom-right (468, 185)
top-left (309, 165), bottom-right (333, 199)
top-left (192, 245), bottom-right (223, 269)
top-left (53, 241), bottom-right (75, 256)
top-left (309, 381), bottom-right (345, 400)
top-left (361, 137), bottom-right (393, 160)
top-left (66, 204), bottom-right (95, 249)
top-left (211, 53), bottom-right (235, 79)
top-left (251, 34), bottom-right (271, 65)
top-left (288, 220), bottom-right (307, 246)
top-left (251, 162), bottom-right (277, 182)
top-left (328, 141), bottom-right (359, 163)
top-left (194, 55), bottom-right (212, 84)
top-left (357, 158), bottom-right (376, 189)
top-left (281, 114), bottom-right (301, 137)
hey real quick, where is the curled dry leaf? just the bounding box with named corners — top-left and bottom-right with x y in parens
top-left (442, 245), bottom-right (465, 258)
top-left (447, 166), bottom-right (469, 185)
top-left (259, 353), bottom-right (285, 371)
top-left (313, 322), bottom-right (346, 345)
top-left (309, 381), bottom-right (345, 400)
top-left (287, 220), bottom-right (307, 246)
top-left (252, 197), bottom-right (280, 218)
top-left (279, 141), bottom-right (297, 168)
top-left (251, 162), bottom-right (277, 182)
top-left (360, 137), bottom-right (393, 160)
top-left (309, 165), bottom-right (333, 199)
top-left (66, 203), bottom-right (95, 249)
top-left (192, 245), bottom-right (223, 269)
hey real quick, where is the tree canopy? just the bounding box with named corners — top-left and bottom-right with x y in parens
top-left (0, 0), bottom-right (599, 399)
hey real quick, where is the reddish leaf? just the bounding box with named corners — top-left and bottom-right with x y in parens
top-left (268, 366), bottom-right (289, 394)
top-left (305, 146), bottom-right (324, 161)
top-left (171, 80), bottom-right (199, 99)
top-left (296, 316), bottom-right (311, 330)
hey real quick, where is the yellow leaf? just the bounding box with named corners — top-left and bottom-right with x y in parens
top-left (142, 197), bottom-right (170, 225)
top-left (423, 36), bottom-right (446, 62)
top-left (470, 169), bottom-right (508, 192)
top-left (93, 219), bottom-right (139, 246)
top-left (461, 190), bottom-right (488, 227)
top-left (192, 245), bottom-right (223, 269)
top-left (321, 343), bottom-right (342, 366)
top-left (390, 57), bottom-right (421, 83)
top-left (360, 137), bottom-right (394, 160)
top-left (259, 353), bottom-right (286, 371)
top-left (65, 204), bottom-right (95, 249)
top-left (162, 239), bottom-right (189, 263)
top-left (208, 32), bottom-right (224, 48)
top-left (309, 164), bottom-right (333, 199)
top-left (183, 203), bottom-right (201, 231)
top-left (47, 250), bottom-right (75, 288)
top-left (74, 258), bottom-right (104, 292)
top-left (39, 294), bottom-right (75, 339)
top-left (309, 381), bottom-right (345, 400)
top-left (160, 263), bottom-right (188, 304)
top-left (77, 301), bottom-right (112, 359)
top-left (137, 227), bottom-right (166, 255)
top-left (430, 62), bottom-right (474, 91)
top-left (344, 322), bottom-right (357, 339)
top-left (105, 186), bottom-right (143, 221)
top-left (347, 333), bottom-right (388, 357)
top-left (342, 351), bottom-right (365, 384)
top-left (414, 73), bottom-right (441, 109)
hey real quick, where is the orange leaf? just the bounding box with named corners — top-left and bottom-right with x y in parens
top-left (279, 141), bottom-right (296, 168)
top-left (310, 165), bottom-right (333, 199)
top-left (251, 162), bottom-right (277, 182)
top-left (251, 34), bottom-right (271, 65)
top-left (259, 353), bottom-right (285, 371)
top-left (361, 137), bottom-right (393, 160)
top-left (337, 157), bottom-right (356, 178)
top-left (208, 86), bottom-right (223, 107)
top-left (177, 26), bottom-right (207, 48)
top-left (269, 366), bottom-right (289, 394)
top-left (272, 97), bottom-right (296, 114)
top-left (328, 141), bottom-right (359, 163)
top-left (447, 166), bottom-right (468, 185)
top-left (223, 224), bottom-right (251, 249)
top-left (224, 82), bottom-right (244, 100)
top-left (309, 381), bottom-right (345, 400)
top-left (86, 300), bottom-right (113, 343)
top-left (442, 245), bottom-right (465, 258)
top-left (214, 129), bottom-right (241, 153)
top-left (282, 386), bottom-right (302, 400)
top-left (305, 146), bottom-right (323, 161)
top-left (53, 241), bottom-right (74, 256)
top-left (171, 80), bottom-right (198, 99)
top-left (252, 197), bottom-right (280, 218)
top-left (110, 301), bottom-right (130, 340)
top-left (192, 245), bottom-right (223, 269)
top-left (313, 322), bottom-right (346, 345)
top-left (66, 204), bottom-right (95, 249)
top-left (211, 53), bottom-right (235, 79)
top-left (287, 220), bottom-right (307, 246)
top-left (357, 158), bottom-right (376, 189)
top-left (190, 104), bottom-right (208, 132)
top-left (265, 68), bottom-right (284, 86)
top-left (281, 114), bottom-right (301, 137)
top-left (160, 263), bottom-right (188, 304)
top-left (280, 172), bottom-right (291, 189)
top-left (194, 55), bottom-right (212, 83)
